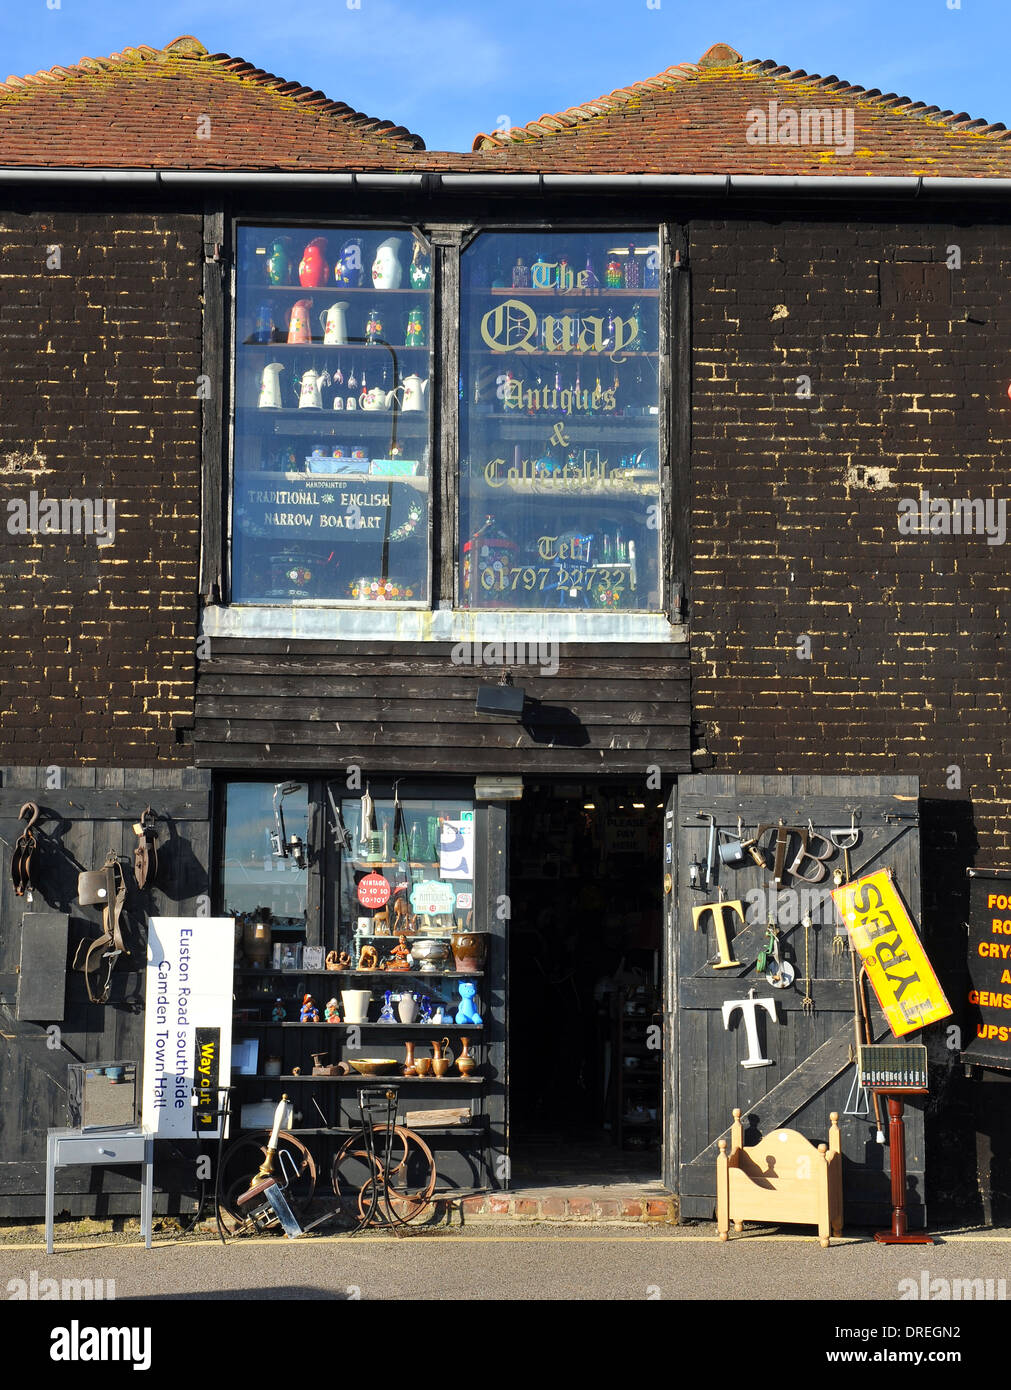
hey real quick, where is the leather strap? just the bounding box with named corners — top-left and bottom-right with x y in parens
top-left (73, 853), bottom-right (127, 1005)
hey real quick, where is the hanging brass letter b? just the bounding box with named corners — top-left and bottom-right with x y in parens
top-left (692, 900), bottom-right (745, 969)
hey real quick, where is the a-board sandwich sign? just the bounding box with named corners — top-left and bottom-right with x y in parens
top-left (141, 918), bottom-right (234, 1138)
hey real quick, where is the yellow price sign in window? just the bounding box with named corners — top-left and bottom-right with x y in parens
top-left (831, 869), bottom-right (952, 1038)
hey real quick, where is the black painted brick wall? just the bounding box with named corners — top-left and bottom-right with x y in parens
top-left (690, 212), bottom-right (1011, 861)
top-left (0, 207), bottom-right (203, 765)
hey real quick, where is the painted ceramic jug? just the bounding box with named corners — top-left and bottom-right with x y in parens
top-left (287, 298), bottom-right (313, 344)
top-left (258, 362), bottom-right (285, 409)
top-left (299, 236), bottom-right (330, 287)
top-left (266, 238), bottom-right (293, 286)
top-left (372, 236), bottom-right (403, 289)
top-left (296, 368), bottom-right (330, 410)
top-left (400, 373), bottom-right (428, 413)
top-left (319, 301), bottom-right (350, 345)
top-left (334, 236), bottom-right (364, 287)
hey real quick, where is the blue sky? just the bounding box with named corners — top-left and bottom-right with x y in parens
top-left (2, 0), bottom-right (1009, 152)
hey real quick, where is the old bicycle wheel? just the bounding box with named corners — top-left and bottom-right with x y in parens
top-left (330, 1125), bottom-right (437, 1226)
top-left (217, 1130), bottom-right (317, 1234)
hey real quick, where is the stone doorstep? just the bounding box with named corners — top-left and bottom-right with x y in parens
top-left (438, 1188), bottom-right (679, 1224)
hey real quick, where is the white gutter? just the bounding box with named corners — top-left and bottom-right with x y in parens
top-left (0, 170), bottom-right (1006, 196)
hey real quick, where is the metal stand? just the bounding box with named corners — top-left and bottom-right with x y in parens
top-left (873, 1093), bottom-right (934, 1245)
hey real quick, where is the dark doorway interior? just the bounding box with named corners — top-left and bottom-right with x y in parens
top-left (508, 782), bottom-right (663, 1184)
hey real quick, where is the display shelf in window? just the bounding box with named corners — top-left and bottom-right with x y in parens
top-left (459, 229), bottom-right (663, 613)
top-left (232, 224), bottom-right (434, 605)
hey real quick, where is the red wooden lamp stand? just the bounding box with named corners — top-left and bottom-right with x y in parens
top-left (873, 1092), bottom-right (934, 1245)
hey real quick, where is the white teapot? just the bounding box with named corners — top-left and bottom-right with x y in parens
top-left (360, 386), bottom-right (396, 412)
top-left (400, 373), bottom-right (429, 412)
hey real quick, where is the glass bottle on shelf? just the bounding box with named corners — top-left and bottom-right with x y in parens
top-left (606, 253), bottom-right (623, 288)
top-left (512, 257), bottom-right (530, 288)
top-left (253, 302), bottom-right (274, 344)
top-left (624, 243), bottom-right (640, 289)
top-left (644, 248), bottom-right (660, 290)
top-left (582, 253), bottom-right (600, 290)
top-left (366, 309), bottom-right (383, 344)
top-left (558, 256), bottom-right (574, 291)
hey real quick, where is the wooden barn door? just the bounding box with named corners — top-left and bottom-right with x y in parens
top-left (0, 768), bottom-right (211, 1216)
top-left (664, 774), bottom-right (925, 1226)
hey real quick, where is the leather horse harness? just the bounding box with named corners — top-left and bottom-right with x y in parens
top-left (11, 802), bottom-right (40, 901)
top-left (73, 850), bottom-right (127, 1005)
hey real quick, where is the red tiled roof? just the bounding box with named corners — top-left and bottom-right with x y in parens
top-left (469, 42), bottom-right (1011, 177)
top-left (0, 35), bottom-right (426, 168)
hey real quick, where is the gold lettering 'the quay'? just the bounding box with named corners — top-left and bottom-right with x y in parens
top-left (480, 298), bottom-right (642, 362)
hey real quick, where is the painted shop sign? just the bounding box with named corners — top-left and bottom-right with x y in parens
top-left (963, 870), bottom-right (1011, 1067)
top-left (237, 482), bottom-right (391, 533)
top-left (832, 870), bottom-right (952, 1038)
top-left (480, 298), bottom-right (641, 361)
top-left (141, 918), bottom-right (234, 1139)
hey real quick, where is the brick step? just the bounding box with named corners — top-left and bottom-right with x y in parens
top-left (434, 1190), bottom-right (678, 1223)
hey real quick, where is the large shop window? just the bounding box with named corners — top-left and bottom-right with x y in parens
top-left (232, 225), bottom-right (434, 604)
top-left (459, 232), bottom-right (662, 611)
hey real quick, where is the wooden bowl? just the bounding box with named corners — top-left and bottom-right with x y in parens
top-left (348, 1058), bottom-right (400, 1077)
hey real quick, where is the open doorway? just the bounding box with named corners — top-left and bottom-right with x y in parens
top-left (508, 781), bottom-right (664, 1184)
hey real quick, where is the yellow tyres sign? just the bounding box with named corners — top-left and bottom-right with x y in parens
top-left (831, 869), bottom-right (952, 1038)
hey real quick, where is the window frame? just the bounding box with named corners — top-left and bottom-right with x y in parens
top-left (206, 211), bottom-right (685, 637)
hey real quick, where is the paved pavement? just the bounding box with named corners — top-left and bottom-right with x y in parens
top-left (2, 1220), bottom-right (1008, 1303)
top-left (6, 1223), bottom-right (1005, 1374)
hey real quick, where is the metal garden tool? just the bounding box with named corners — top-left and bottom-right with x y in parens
top-left (696, 811), bottom-right (716, 889)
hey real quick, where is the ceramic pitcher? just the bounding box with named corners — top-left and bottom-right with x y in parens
top-left (320, 302), bottom-right (349, 345)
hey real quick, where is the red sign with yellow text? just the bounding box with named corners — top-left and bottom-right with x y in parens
top-left (831, 869), bottom-right (952, 1038)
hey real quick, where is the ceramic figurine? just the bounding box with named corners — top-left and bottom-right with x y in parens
top-left (324, 998), bottom-right (340, 1023)
top-left (271, 998), bottom-right (286, 1023)
top-left (379, 989), bottom-right (396, 1022)
top-left (389, 934), bottom-right (411, 970)
top-left (455, 981), bottom-right (482, 1026)
top-left (358, 944), bottom-right (379, 971)
top-left (299, 236), bottom-right (330, 288)
top-left (431, 1002), bottom-right (445, 1024)
top-left (409, 240), bottom-right (431, 289)
top-left (300, 994), bottom-right (320, 1023)
top-left (372, 236), bottom-right (403, 289)
top-left (334, 235), bottom-right (364, 287)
